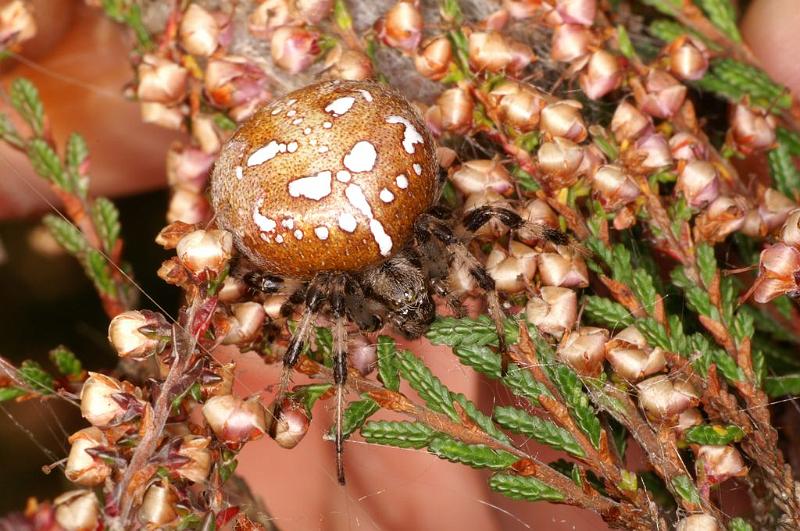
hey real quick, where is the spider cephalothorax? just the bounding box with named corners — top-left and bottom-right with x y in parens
top-left (210, 79), bottom-right (563, 483)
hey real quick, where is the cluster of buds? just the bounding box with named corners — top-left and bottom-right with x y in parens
top-left (604, 326), bottom-right (666, 381)
top-left (0, 0), bottom-right (35, 49)
top-left (752, 209), bottom-right (800, 302)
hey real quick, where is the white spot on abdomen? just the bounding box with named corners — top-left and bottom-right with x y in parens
top-left (387, 115), bottom-right (424, 154)
top-left (235, 166), bottom-right (243, 180)
top-left (323, 121), bottom-right (332, 129)
top-left (314, 226), bottom-right (330, 240)
top-left (396, 174), bottom-right (409, 189)
top-left (358, 89), bottom-right (373, 102)
top-left (247, 141), bottom-right (286, 166)
top-left (344, 184), bottom-right (393, 256)
top-left (287, 109), bottom-right (297, 117)
top-left (345, 184), bottom-right (373, 218)
top-left (344, 141), bottom-right (377, 172)
top-left (369, 219), bottom-right (393, 256)
top-left (287, 141), bottom-right (298, 153)
top-left (276, 234), bottom-right (284, 243)
top-left (325, 96), bottom-right (355, 116)
top-left (253, 198), bottom-right (276, 232)
top-left (281, 218), bottom-right (294, 229)
top-left (288, 171), bottom-right (332, 200)
top-left (338, 213), bottom-right (357, 232)
top-left (413, 163), bottom-right (422, 175)
top-left (379, 188), bottom-right (395, 203)
top-left (336, 170), bottom-right (351, 182)
top-left (294, 229), bottom-right (304, 240)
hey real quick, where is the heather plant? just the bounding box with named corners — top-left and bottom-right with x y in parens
top-left (2, 0), bottom-right (800, 530)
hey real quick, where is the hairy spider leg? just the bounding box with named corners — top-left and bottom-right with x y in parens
top-left (329, 277), bottom-right (349, 485)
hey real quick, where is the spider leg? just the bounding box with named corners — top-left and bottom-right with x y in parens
top-left (329, 276), bottom-right (349, 485)
top-left (462, 204), bottom-right (574, 249)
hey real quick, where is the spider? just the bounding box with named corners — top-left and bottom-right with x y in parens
top-left (209, 79), bottom-right (568, 484)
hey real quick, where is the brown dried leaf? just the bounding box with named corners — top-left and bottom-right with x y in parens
top-left (599, 275), bottom-right (646, 317)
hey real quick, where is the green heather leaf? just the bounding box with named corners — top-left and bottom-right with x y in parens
top-left (778, 127), bottom-right (800, 155)
top-left (549, 365), bottom-right (603, 448)
top-left (28, 139), bottom-right (67, 190)
top-left (712, 350), bottom-right (745, 383)
top-left (510, 165), bottom-right (541, 192)
top-left (453, 394), bottom-right (510, 444)
top-left (0, 112), bottom-right (23, 147)
top-left (695, 243), bottom-right (717, 288)
top-left (361, 421), bottom-right (436, 448)
top-left (696, 0), bottom-right (741, 42)
top-left (769, 129), bottom-right (800, 199)
top-left (49, 345), bottom-right (82, 377)
top-left (583, 296), bottom-right (634, 328)
top-left (43, 214), bottom-right (86, 255)
top-left (65, 133), bottom-right (89, 197)
top-left (441, 0), bottom-right (463, 24)
top-left (489, 473), bottom-right (565, 502)
top-left (648, 19), bottom-right (688, 43)
top-left (376, 336), bottom-right (401, 391)
top-left (752, 348), bottom-right (765, 388)
top-left (638, 0), bottom-right (680, 15)
top-left (336, 397), bottom-right (380, 439)
top-left (501, 364), bottom-right (551, 406)
top-left (453, 344), bottom-right (502, 379)
top-left (427, 437), bottom-right (517, 470)
top-left (697, 59), bottom-right (791, 110)
top-left (764, 374), bottom-right (800, 397)
top-left (636, 318), bottom-right (671, 351)
top-left (494, 406), bottom-right (584, 457)
top-left (427, 315), bottom-right (498, 347)
top-left (671, 267), bottom-right (714, 317)
top-left (668, 314), bottom-right (691, 356)
top-left (631, 269), bottom-right (658, 313)
top-left (10, 78), bottom-right (44, 135)
top-left (212, 112), bottom-right (237, 131)
top-left (291, 383), bottom-right (332, 412)
top-left (86, 249), bottom-right (114, 296)
top-left (616, 25), bottom-right (636, 59)
top-left (19, 360), bottom-right (53, 395)
top-left (671, 475), bottom-right (701, 505)
top-left (732, 310), bottom-right (755, 345)
top-left (91, 197), bottom-right (121, 254)
top-left (728, 518), bottom-right (753, 531)
top-left (0, 387), bottom-right (26, 402)
top-left (398, 351), bottom-right (458, 421)
top-left (669, 196), bottom-right (692, 238)
top-left (332, 0), bottom-right (352, 30)
top-left (684, 424), bottom-right (745, 445)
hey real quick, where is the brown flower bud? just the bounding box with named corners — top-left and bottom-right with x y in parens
top-left (526, 287), bottom-right (578, 338)
top-left (592, 164), bottom-right (640, 210)
top-left (248, 0), bottom-right (291, 39)
top-left (637, 376), bottom-right (699, 420)
top-left (489, 81), bottom-right (547, 132)
top-left (637, 70), bottom-right (686, 119)
top-left (379, 1), bottom-right (423, 54)
top-left (80, 372), bottom-right (128, 427)
top-left (201, 362), bottom-right (235, 398)
top-left (271, 26), bottom-right (321, 74)
top-left (669, 131), bottom-right (707, 161)
top-left (271, 398), bottom-right (310, 449)
top-left (65, 428), bottom-right (111, 487)
top-left (54, 490), bottom-right (99, 531)
top-left (752, 243), bottom-right (800, 303)
top-left (554, 0), bottom-right (596, 26)
top-left (218, 277), bottom-right (249, 302)
top-left (693, 195), bottom-right (747, 243)
top-left (327, 49), bottom-right (374, 81)
top-left (611, 100), bottom-right (651, 142)
top-left (676, 514), bottom-right (720, 531)
top-left (503, 0), bottom-right (539, 19)
top-left (140, 102), bottom-right (185, 130)
top-left (349, 334), bottom-right (377, 375)
top-left (550, 24), bottom-right (590, 62)
top-left (781, 208), bottom-right (800, 247)
top-left (486, 243), bottom-right (537, 293)
top-left (176, 229), bottom-right (233, 278)
top-left (108, 310), bottom-right (166, 359)
top-left (676, 160), bottom-right (719, 208)
top-left (759, 189), bottom-right (795, 233)
top-left (729, 104), bottom-right (777, 155)
top-left (166, 144), bottom-right (214, 194)
top-left (426, 87), bottom-right (474, 135)
top-left (677, 407), bottom-right (704, 437)
top-left (537, 247), bottom-right (589, 288)
top-left (579, 50), bottom-right (622, 100)
top-left (0, 0), bottom-right (36, 46)
top-left (296, 0), bottom-right (334, 24)
top-left (668, 36), bottom-right (709, 81)
top-left (415, 36), bottom-right (453, 80)
top-left (205, 56), bottom-right (270, 121)
top-left (191, 115), bottom-right (221, 154)
top-left (176, 435), bottom-right (212, 483)
top-left (540, 100), bottom-right (587, 142)
top-left (179, 4), bottom-right (220, 57)
top-left (167, 188), bottom-right (212, 225)
top-left (557, 327), bottom-right (609, 376)
top-left (450, 159), bottom-right (514, 196)
top-left (139, 481), bottom-right (178, 526)
top-left (137, 55), bottom-right (188, 105)
top-left (222, 302), bottom-right (266, 345)
top-left (605, 326), bottom-right (666, 381)
top-left (202, 395), bottom-right (267, 445)
top-left (537, 137), bottom-right (585, 188)
top-left (469, 31), bottom-right (533, 74)
top-left (695, 445), bottom-right (748, 484)
top-left (634, 132), bottom-right (673, 169)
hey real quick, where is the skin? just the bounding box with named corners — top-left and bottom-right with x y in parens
top-left (0, 1), bottom-right (794, 529)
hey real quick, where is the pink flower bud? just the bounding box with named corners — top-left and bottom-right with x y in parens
top-left (176, 229), bottom-right (233, 278)
top-left (218, 277), bottom-right (248, 302)
top-left (54, 490), bottom-right (99, 531)
top-left (248, 0), bottom-right (291, 39)
top-left (486, 244), bottom-right (537, 293)
top-left (676, 514), bottom-right (720, 531)
top-left (271, 398), bottom-right (310, 449)
top-left (592, 164), bottom-right (640, 210)
top-left (108, 310), bottom-right (166, 359)
top-left (137, 55), bottom-right (188, 105)
top-left (605, 326), bottom-right (666, 381)
top-left (677, 407), bottom-right (704, 437)
top-left (192, 115), bottom-right (221, 154)
top-left (415, 36), bottom-right (453, 80)
top-left (695, 445), bottom-right (748, 484)
top-left (555, 0), bottom-right (596, 26)
top-left (451, 159), bottom-right (514, 196)
top-left (537, 137), bottom-right (585, 188)
top-left (0, 0), bottom-right (36, 46)
top-left (668, 36), bottom-right (709, 81)
top-left (327, 49), bottom-right (374, 81)
top-left (635, 132), bottom-right (673, 169)
top-left (729, 104), bottom-right (777, 155)
top-left (222, 302), bottom-right (266, 345)
top-left (463, 191), bottom-right (512, 239)
top-left (426, 87), bottom-right (474, 135)
top-left (694, 195), bottom-right (747, 243)
top-left (676, 161), bottom-right (719, 208)
top-left (202, 362), bottom-right (235, 398)
top-left (550, 24), bottom-right (590, 62)
top-left (140, 102), bottom-right (185, 130)
top-left (558, 327), bottom-right (609, 376)
top-left (579, 50), bottom-right (622, 100)
top-left (296, 0), bottom-right (334, 24)
top-left (139, 481), bottom-right (178, 526)
top-left (637, 376), bottom-right (699, 419)
top-left (489, 81), bottom-right (547, 132)
top-left (65, 428), bottom-right (111, 487)
top-left (611, 101), bottom-right (651, 142)
top-left (349, 334), bottom-right (377, 375)
top-left (526, 287), bottom-right (578, 338)
top-left (760, 189), bottom-right (795, 232)
top-left (203, 395), bottom-right (267, 445)
top-left (271, 26), bottom-right (321, 74)
top-left (378, 1), bottom-right (423, 54)
top-left (637, 70), bottom-right (687, 119)
top-left (469, 31), bottom-right (534, 74)
top-left (540, 100), bottom-right (587, 141)
top-left (752, 243), bottom-right (800, 303)
top-left (781, 209), bottom-right (800, 247)
top-left (80, 372), bottom-right (129, 427)
top-left (669, 132), bottom-right (706, 161)
top-left (503, 0), bottom-right (539, 19)
top-left (179, 4), bottom-right (220, 57)
top-left (167, 189), bottom-right (212, 225)
top-left (166, 144), bottom-right (214, 194)
top-left (537, 247), bottom-right (589, 288)
top-left (176, 435), bottom-right (212, 483)
top-left (206, 56), bottom-right (270, 120)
